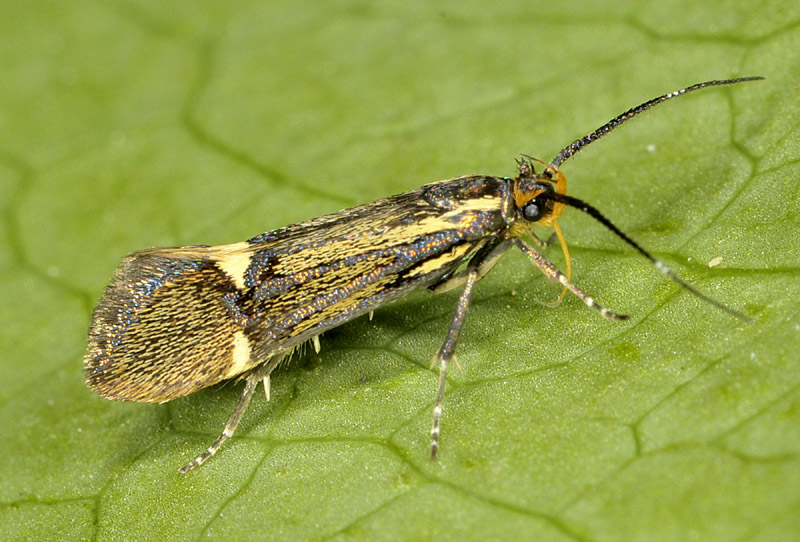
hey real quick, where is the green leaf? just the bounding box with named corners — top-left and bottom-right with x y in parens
top-left (1, 1), bottom-right (798, 540)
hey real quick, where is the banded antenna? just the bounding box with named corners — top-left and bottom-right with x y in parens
top-left (550, 77), bottom-right (763, 169)
top-left (546, 77), bottom-right (762, 322)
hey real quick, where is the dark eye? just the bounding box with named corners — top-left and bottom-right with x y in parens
top-left (523, 199), bottom-right (543, 221)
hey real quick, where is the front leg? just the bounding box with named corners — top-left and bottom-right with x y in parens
top-left (513, 238), bottom-right (628, 321)
top-left (529, 230), bottom-right (557, 249)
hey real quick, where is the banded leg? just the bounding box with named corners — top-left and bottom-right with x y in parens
top-left (513, 238), bottom-right (629, 321)
top-left (430, 268), bottom-right (479, 460)
top-left (178, 359), bottom-right (277, 474)
top-left (530, 230), bottom-right (558, 249)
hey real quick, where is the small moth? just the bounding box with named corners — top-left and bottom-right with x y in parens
top-left (85, 77), bottom-right (759, 473)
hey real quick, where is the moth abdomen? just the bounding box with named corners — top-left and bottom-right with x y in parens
top-left (84, 245), bottom-right (258, 403)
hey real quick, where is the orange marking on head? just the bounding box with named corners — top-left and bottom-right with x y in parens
top-left (512, 184), bottom-right (546, 209)
top-left (513, 157), bottom-right (568, 226)
top-left (514, 157), bottom-right (571, 304)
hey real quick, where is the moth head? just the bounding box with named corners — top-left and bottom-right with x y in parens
top-left (513, 156), bottom-right (566, 227)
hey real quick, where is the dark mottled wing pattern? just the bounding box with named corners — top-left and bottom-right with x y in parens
top-left (85, 247), bottom-right (246, 402)
top-left (84, 176), bottom-right (513, 402)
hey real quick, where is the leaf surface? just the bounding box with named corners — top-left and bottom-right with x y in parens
top-left (1, 1), bottom-right (798, 540)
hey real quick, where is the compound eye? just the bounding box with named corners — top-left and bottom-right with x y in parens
top-left (523, 199), bottom-right (543, 222)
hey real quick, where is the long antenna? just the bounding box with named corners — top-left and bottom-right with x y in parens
top-left (550, 192), bottom-right (753, 323)
top-left (549, 76), bottom-right (764, 169)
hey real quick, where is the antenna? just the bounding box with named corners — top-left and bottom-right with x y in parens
top-left (549, 77), bottom-right (764, 169)
top-left (549, 192), bottom-right (753, 323)
top-left (542, 77), bottom-right (763, 322)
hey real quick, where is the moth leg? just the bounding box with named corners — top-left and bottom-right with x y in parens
top-left (178, 358), bottom-right (278, 474)
top-left (430, 238), bottom-right (513, 295)
top-left (178, 378), bottom-right (258, 474)
top-left (430, 267), bottom-right (479, 461)
top-left (513, 238), bottom-right (629, 321)
top-left (529, 231), bottom-right (557, 249)
top-left (528, 230), bottom-right (565, 308)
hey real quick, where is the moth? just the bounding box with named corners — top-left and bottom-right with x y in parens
top-left (85, 77), bottom-right (759, 473)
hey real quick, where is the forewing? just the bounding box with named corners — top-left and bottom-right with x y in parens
top-left (85, 244), bottom-right (256, 402)
top-left (84, 175), bottom-right (512, 403)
